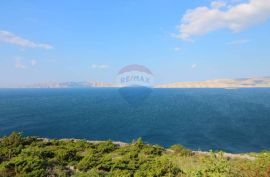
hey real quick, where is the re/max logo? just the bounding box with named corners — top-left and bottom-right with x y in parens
top-left (120, 75), bottom-right (150, 83)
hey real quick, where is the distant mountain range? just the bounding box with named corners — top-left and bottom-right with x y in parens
top-left (2, 77), bottom-right (270, 88)
top-left (157, 77), bottom-right (270, 88)
top-left (10, 81), bottom-right (118, 88)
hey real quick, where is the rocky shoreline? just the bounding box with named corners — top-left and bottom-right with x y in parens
top-left (38, 137), bottom-right (256, 160)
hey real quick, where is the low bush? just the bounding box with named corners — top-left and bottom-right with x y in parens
top-left (0, 132), bottom-right (269, 177)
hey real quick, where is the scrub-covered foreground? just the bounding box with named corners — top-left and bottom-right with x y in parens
top-left (0, 132), bottom-right (270, 177)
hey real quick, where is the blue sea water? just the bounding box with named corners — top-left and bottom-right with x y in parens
top-left (0, 88), bottom-right (270, 153)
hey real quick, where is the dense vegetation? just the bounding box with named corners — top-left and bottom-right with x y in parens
top-left (0, 132), bottom-right (270, 177)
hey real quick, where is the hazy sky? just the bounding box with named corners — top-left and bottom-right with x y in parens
top-left (0, 0), bottom-right (270, 85)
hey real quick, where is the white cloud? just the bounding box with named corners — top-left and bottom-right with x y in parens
top-left (178, 0), bottom-right (270, 40)
top-left (91, 64), bottom-right (109, 69)
top-left (226, 39), bottom-right (251, 45)
top-left (173, 47), bottom-right (181, 52)
top-left (191, 64), bottom-right (197, 69)
top-left (30, 59), bottom-right (37, 66)
top-left (0, 30), bottom-right (53, 49)
top-left (211, 1), bottom-right (227, 9)
top-left (15, 57), bottom-right (26, 69)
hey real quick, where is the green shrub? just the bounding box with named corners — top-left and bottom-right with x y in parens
top-left (0, 156), bottom-right (47, 177)
top-left (1, 132), bottom-right (270, 177)
top-left (135, 156), bottom-right (182, 177)
top-left (0, 132), bottom-right (25, 161)
top-left (77, 150), bottom-right (100, 171)
top-left (170, 144), bottom-right (192, 156)
top-left (72, 169), bottom-right (103, 177)
top-left (96, 141), bottom-right (117, 154)
top-left (190, 151), bottom-right (232, 177)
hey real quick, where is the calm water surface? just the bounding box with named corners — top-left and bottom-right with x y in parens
top-left (0, 88), bottom-right (270, 153)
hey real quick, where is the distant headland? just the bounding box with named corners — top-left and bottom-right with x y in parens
top-left (157, 76), bottom-right (270, 88)
top-left (1, 76), bottom-right (270, 88)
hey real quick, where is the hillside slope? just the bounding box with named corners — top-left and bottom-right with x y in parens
top-left (157, 77), bottom-right (270, 88)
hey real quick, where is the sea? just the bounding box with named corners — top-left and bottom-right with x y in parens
top-left (0, 88), bottom-right (270, 153)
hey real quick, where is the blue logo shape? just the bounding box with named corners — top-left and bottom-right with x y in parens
top-left (117, 64), bottom-right (154, 106)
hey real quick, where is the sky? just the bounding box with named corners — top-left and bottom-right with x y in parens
top-left (0, 0), bottom-right (270, 86)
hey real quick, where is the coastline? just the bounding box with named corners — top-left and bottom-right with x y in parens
top-left (38, 137), bottom-right (256, 160)
top-left (0, 136), bottom-right (259, 161)
top-left (1, 133), bottom-right (269, 176)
